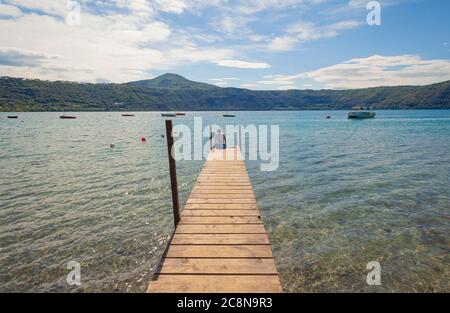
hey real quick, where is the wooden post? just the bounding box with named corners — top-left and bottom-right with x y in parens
top-left (165, 120), bottom-right (181, 227)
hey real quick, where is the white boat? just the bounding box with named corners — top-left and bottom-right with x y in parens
top-left (348, 107), bottom-right (376, 119)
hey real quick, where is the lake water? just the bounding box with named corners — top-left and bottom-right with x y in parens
top-left (0, 110), bottom-right (449, 292)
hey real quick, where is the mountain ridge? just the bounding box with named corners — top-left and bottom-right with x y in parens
top-left (126, 73), bottom-right (219, 90)
top-left (1, 74), bottom-right (450, 111)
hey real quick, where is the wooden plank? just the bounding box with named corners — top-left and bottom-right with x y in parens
top-left (199, 172), bottom-right (248, 174)
top-left (184, 203), bottom-right (257, 209)
top-left (203, 166), bottom-right (246, 169)
top-left (171, 234), bottom-right (269, 245)
top-left (189, 194), bottom-right (256, 199)
top-left (199, 169), bottom-right (248, 174)
top-left (200, 175), bottom-right (248, 177)
top-left (192, 187), bottom-right (253, 191)
top-left (201, 169), bottom-right (246, 172)
top-left (196, 182), bottom-right (252, 185)
top-left (148, 147), bottom-right (281, 293)
top-left (197, 180), bottom-right (251, 184)
top-left (148, 275), bottom-right (282, 293)
top-left (198, 176), bottom-right (249, 179)
top-left (187, 199), bottom-right (257, 204)
top-left (197, 177), bottom-right (249, 179)
top-left (201, 172), bottom-right (247, 174)
top-left (194, 188), bottom-right (253, 191)
top-left (182, 210), bottom-right (260, 216)
top-left (203, 167), bottom-right (246, 168)
top-left (197, 180), bottom-right (251, 182)
top-left (191, 189), bottom-right (254, 193)
top-left (200, 168), bottom-right (246, 172)
top-left (198, 177), bottom-right (249, 179)
top-left (201, 170), bottom-right (248, 172)
top-left (196, 183), bottom-right (251, 186)
top-left (191, 191), bottom-right (254, 195)
top-left (159, 258), bottom-right (277, 274)
top-left (166, 245), bottom-right (273, 258)
top-left (197, 181), bottom-right (251, 184)
top-left (180, 216), bottom-right (262, 224)
top-left (196, 181), bottom-right (251, 184)
top-left (192, 189), bottom-right (254, 193)
top-left (176, 224), bottom-right (267, 234)
top-left (198, 180), bottom-right (250, 182)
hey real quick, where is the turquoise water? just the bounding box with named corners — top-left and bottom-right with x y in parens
top-left (0, 110), bottom-right (449, 292)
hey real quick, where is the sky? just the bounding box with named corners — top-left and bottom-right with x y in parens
top-left (0, 0), bottom-right (449, 89)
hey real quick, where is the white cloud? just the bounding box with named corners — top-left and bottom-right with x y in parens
top-left (239, 77), bottom-right (298, 90)
top-left (268, 36), bottom-right (298, 51)
top-left (114, 0), bottom-right (155, 16)
top-left (209, 77), bottom-right (239, 81)
top-left (0, 0), bottom-right (423, 86)
top-left (265, 55), bottom-right (450, 89)
top-left (235, 0), bottom-right (323, 15)
top-left (0, 3), bottom-right (237, 82)
top-left (0, 3), bottom-right (22, 17)
top-left (308, 55), bottom-right (450, 88)
top-left (110, 0), bottom-right (216, 16)
top-left (4, 0), bottom-right (67, 16)
top-left (214, 59), bottom-right (271, 69)
top-left (239, 54), bottom-right (450, 90)
top-left (347, 0), bottom-right (403, 9)
top-left (153, 0), bottom-right (187, 14)
top-left (257, 80), bottom-right (295, 85)
top-left (208, 77), bottom-right (240, 86)
top-left (212, 14), bottom-right (253, 35)
top-left (325, 0), bottom-right (405, 15)
top-left (287, 20), bottom-right (360, 41)
top-left (240, 83), bottom-right (261, 89)
top-left (263, 73), bottom-right (308, 81)
top-left (268, 19), bottom-right (360, 51)
top-left (0, 47), bottom-right (57, 66)
top-left (347, 0), bottom-right (371, 9)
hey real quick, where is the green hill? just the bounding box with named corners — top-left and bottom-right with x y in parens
top-left (1, 74), bottom-right (449, 111)
top-left (127, 73), bottom-right (218, 90)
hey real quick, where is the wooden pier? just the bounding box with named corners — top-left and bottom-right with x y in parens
top-left (148, 147), bottom-right (282, 293)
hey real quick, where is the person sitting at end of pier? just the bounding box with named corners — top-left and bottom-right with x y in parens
top-left (214, 129), bottom-right (227, 149)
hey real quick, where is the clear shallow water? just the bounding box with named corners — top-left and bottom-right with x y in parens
top-left (0, 111), bottom-right (449, 292)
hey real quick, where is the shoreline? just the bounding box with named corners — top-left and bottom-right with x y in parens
top-left (2, 108), bottom-right (450, 113)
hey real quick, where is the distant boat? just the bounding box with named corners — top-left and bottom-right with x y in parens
top-left (122, 114), bottom-right (135, 117)
top-left (7, 116), bottom-right (18, 119)
top-left (348, 107), bottom-right (376, 119)
top-left (175, 112), bottom-right (186, 116)
top-left (223, 114), bottom-right (236, 118)
top-left (161, 113), bottom-right (177, 117)
top-left (60, 115), bottom-right (77, 119)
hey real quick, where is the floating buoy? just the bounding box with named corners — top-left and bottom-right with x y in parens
top-left (141, 137), bottom-right (147, 143)
top-left (110, 143), bottom-right (115, 148)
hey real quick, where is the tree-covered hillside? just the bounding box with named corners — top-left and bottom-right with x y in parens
top-left (1, 74), bottom-right (449, 112)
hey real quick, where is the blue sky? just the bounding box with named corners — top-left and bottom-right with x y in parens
top-left (0, 0), bottom-right (449, 89)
